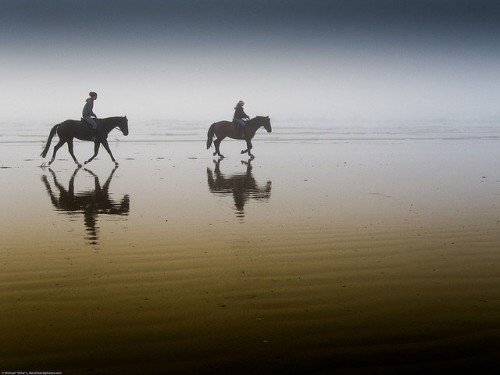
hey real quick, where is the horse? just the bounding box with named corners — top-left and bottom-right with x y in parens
top-left (206, 116), bottom-right (272, 158)
top-left (40, 116), bottom-right (129, 167)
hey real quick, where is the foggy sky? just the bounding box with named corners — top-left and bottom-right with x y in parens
top-left (1, 0), bottom-right (500, 123)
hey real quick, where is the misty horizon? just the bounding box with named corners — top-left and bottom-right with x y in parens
top-left (1, 0), bottom-right (500, 123)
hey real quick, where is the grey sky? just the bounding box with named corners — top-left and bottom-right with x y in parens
top-left (1, 0), bottom-right (500, 122)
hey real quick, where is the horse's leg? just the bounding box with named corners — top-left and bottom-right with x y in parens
top-left (49, 139), bottom-right (66, 165)
top-left (213, 137), bottom-right (225, 158)
top-left (241, 139), bottom-right (254, 158)
top-left (213, 138), bottom-right (220, 157)
top-left (67, 139), bottom-right (81, 167)
top-left (84, 141), bottom-right (101, 165)
top-left (101, 140), bottom-right (119, 166)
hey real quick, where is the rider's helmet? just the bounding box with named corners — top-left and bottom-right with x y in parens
top-left (237, 100), bottom-right (245, 106)
top-left (89, 91), bottom-right (97, 98)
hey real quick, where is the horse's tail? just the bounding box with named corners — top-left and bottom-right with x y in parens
top-left (40, 124), bottom-right (58, 158)
top-left (206, 123), bottom-right (216, 149)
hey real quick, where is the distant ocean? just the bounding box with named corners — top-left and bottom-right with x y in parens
top-left (1, 118), bottom-right (499, 144)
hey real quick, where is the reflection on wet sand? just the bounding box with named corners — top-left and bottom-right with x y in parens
top-left (41, 166), bottom-right (129, 244)
top-left (2, 138), bottom-right (500, 374)
top-left (207, 159), bottom-right (271, 218)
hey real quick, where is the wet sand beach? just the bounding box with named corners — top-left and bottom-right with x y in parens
top-left (1, 122), bottom-right (500, 373)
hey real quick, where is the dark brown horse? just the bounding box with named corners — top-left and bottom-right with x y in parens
top-left (40, 116), bottom-right (129, 167)
top-left (206, 116), bottom-right (272, 158)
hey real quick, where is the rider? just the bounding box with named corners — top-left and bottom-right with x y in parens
top-left (83, 91), bottom-right (99, 140)
top-left (233, 100), bottom-right (249, 138)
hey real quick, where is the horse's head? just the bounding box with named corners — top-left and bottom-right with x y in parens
top-left (259, 116), bottom-right (272, 133)
top-left (119, 116), bottom-right (129, 136)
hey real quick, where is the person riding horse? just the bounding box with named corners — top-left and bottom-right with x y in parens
top-left (83, 91), bottom-right (99, 140)
top-left (233, 100), bottom-right (249, 138)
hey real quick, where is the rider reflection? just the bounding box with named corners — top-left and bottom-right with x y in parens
top-left (41, 166), bottom-right (129, 245)
top-left (206, 158), bottom-right (271, 219)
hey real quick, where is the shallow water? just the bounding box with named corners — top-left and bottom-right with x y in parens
top-left (1, 121), bottom-right (500, 373)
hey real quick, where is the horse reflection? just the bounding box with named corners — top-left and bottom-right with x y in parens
top-left (207, 159), bottom-right (271, 218)
top-left (41, 166), bottom-right (129, 244)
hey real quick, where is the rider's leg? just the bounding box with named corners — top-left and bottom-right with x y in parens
top-left (85, 117), bottom-right (98, 140)
top-left (235, 119), bottom-right (245, 138)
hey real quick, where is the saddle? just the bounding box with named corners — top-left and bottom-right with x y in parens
top-left (80, 117), bottom-right (99, 132)
top-left (233, 120), bottom-right (246, 139)
top-left (80, 117), bottom-right (91, 129)
top-left (233, 119), bottom-right (246, 128)
top-left (79, 118), bottom-right (100, 141)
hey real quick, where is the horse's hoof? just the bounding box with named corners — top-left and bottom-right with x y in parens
top-left (213, 152), bottom-right (217, 156)
top-left (115, 162), bottom-right (119, 166)
top-left (240, 150), bottom-right (246, 154)
top-left (77, 164), bottom-right (82, 168)
top-left (249, 155), bottom-right (255, 160)
top-left (84, 161), bottom-right (88, 165)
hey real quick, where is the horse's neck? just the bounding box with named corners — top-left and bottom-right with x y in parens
top-left (98, 118), bottom-right (116, 133)
top-left (247, 119), bottom-right (261, 133)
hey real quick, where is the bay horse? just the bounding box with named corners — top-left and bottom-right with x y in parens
top-left (206, 116), bottom-right (272, 158)
top-left (40, 116), bottom-right (129, 167)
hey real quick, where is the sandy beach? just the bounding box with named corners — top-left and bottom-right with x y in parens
top-left (3, 0), bottom-right (500, 372)
top-left (0, 121), bottom-right (499, 373)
